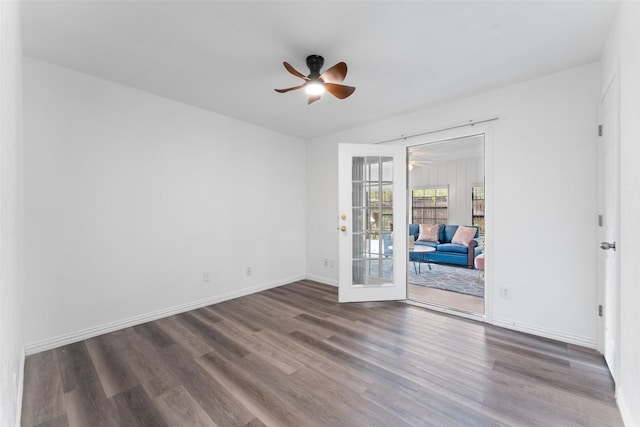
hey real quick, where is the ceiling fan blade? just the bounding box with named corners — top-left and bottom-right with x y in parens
top-left (274, 84), bottom-right (305, 93)
top-left (307, 94), bottom-right (322, 105)
top-left (320, 62), bottom-right (347, 83)
top-left (325, 83), bottom-right (356, 99)
top-left (283, 62), bottom-right (309, 80)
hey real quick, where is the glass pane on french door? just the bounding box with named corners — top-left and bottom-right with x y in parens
top-left (351, 156), bottom-right (394, 286)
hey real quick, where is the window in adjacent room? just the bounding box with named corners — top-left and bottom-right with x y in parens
top-left (411, 186), bottom-right (448, 224)
top-left (472, 184), bottom-right (485, 236)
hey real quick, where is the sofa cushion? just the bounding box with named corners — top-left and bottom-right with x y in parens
top-left (442, 225), bottom-right (458, 243)
top-left (409, 224), bottom-right (420, 241)
top-left (415, 240), bottom-right (437, 249)
top-left (417, 223), bottom-right (440, 243)
top-left (451, 225), bottom-right (477, 247)
top-left (436, 243), bottom-right (469, 254)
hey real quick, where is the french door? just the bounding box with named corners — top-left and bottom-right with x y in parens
top-left (338, 144), bottom-right (407, 302)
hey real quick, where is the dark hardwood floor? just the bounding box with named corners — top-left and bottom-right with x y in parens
top-left (22, 280), bottom-right (623, 426)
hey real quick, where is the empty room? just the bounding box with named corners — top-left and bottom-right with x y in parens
top-left (2, 1), bottom-right (639, 426)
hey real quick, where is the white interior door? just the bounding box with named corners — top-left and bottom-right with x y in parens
top-left (338, 144), bottom-right (407, 303)
top-left (598, 72), bottom-right (620, 383)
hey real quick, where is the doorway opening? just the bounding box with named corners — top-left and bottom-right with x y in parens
top-left (407, 135), bottom-right (485, 315)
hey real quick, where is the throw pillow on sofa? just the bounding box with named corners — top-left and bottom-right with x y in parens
top-left (451, 225), bottom-right (477, 247)
top-left (417, 223), bottom-right (440, 243)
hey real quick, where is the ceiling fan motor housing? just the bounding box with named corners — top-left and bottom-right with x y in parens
top-left (306, 55), bottom-right (324, 78)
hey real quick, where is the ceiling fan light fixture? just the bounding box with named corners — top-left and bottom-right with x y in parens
top-left (305, 79), bottom-right (325, 95)
top-left (275, 55), bottom-right (355, 104)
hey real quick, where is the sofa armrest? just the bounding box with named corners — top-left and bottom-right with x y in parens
top-left (467, 239), bottom-right (478, 269)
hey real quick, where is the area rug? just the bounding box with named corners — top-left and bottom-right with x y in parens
top-left (409, 263), bottom-right (484, 297)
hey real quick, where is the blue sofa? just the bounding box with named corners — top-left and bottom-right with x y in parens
top-left (385, 224), bottom-right (483, 269)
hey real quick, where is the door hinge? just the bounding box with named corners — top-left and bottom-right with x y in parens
top-left (598, 124), bottom-right (603, 137)
top-left (598, 214), bottom-right (603, 227)
top-left (599, 305), bottom-right (603, 317)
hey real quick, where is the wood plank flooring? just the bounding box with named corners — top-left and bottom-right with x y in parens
top-left (22, 280), bottom-right (623, 426)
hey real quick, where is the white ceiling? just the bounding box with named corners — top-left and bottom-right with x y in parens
top-left (21, 1), bottom-right (619, 140)
top-left (410, 134), bottom-right (485, 166)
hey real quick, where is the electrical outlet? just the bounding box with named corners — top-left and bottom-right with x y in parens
top-left (500, 287), bottom-right (511, 299)
top-left (246, 267), bottom-right (252, 276)
top-left (203, 272), bottom-right (210, 282)
top-left (323, 258), bottom-right (328, 267)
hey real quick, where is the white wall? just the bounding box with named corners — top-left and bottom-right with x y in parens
top-left (23, 58), bottom-right (307, 351)
top-left (307, 63), bottom-right (601, 348)
top-left (602, 2), bottom-right (640, 426)
top-left (410, 156), bottom-right (484, 226)
top-left (0, 2), bottom-right (24, 425)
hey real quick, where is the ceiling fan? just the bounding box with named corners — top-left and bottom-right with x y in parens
top-left (408, 153), bottom-right (434, 170)
top-left (275, 55), bottom-right (356, 105)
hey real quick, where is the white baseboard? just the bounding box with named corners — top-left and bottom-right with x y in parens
top-left (492, 317), bottom-right (598, 349)
top-left (24, 275), bottom-right (304, 355)
top-left (305, 274), bottom-right (337, 287)
top-left (15, 350), bottom-right (25, 427)
top-left (618, 386), bottom-right (639, 427)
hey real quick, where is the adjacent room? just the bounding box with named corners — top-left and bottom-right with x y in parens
top-left (2, 1), bottom-right (639, 426)
top-left (407, 135), bottom-right (486, 315)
